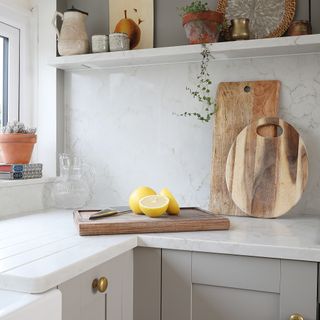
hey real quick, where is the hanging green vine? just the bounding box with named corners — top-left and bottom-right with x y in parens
top-left (179, 44), bottom-right (217, 123)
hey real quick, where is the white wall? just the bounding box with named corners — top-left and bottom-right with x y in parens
top-left (0, 0), bottom-right (56, 175)
top-left (0, 180), bottom-right (52, 216)
top-left (0, 0), bottom-right (32, 11)
top-left (0, 0), bottom-right (52, 217)
top-left (16, 0), bottom-right (319, 215)
top-left (64, 53), bottom-right (320, 214)
top-left (30, 0), bottom-right (58, 176)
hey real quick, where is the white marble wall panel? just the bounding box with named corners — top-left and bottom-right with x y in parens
top-left (0, 180), bottom-right (51, 217)
top-left (64, 53), bottom-right (320, 214)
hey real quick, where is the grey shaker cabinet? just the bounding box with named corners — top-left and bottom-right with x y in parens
top-left (134, 248), bottom-right (318, 320)
top-left (58, 250), bottom-right (133, 320)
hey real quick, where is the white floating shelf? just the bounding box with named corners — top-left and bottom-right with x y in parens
top-left (49, 34), bottom-right (320, 71)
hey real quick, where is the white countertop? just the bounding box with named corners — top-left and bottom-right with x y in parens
top-left (0, 289), bottom-right (60, 320)
top-left (1, 209), bottom-right (320, 293)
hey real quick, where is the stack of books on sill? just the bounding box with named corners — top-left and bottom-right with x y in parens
top-left (0, 163), bottom-right (43, 180)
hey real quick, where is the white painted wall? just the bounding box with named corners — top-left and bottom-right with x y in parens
top-left (0, 0), bottom-right (32, 11)
top-left (64, 53), bottom-right (320, 215)
top-left (1, 0), bottom-right (317, 217)
top-left (30, 0), bottom-right (58, 176)
top-left (0, 179), bottom-right (53, 217)
top-left (0, 0), bottom-right (56, 217)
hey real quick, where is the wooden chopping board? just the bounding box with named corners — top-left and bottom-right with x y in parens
top-left (74, 208), bottom-right (230, 236)
top-left (209, 80), bottom-right (281, 216)
top-left (225, 117), bottom-right (308, 218)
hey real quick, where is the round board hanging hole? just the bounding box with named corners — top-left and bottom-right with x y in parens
top-left (244, 86), bottom-right (251, 93)
top-left (256, 124), bottom-right (283, 138)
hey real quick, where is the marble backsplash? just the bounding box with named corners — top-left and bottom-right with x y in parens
top-left (64, 53), bottom-right (320, 214)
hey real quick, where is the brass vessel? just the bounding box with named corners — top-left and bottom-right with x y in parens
top-left (287, 20), bottom-right (312, 36)
top-left (289, 314), bottom-right (304, 320)
top-left (231, 18), bottom-right (250, 41)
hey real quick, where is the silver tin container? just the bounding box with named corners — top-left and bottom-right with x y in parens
top-left (92, 35), bottom-right (109, 53)
top-left (109, 33), bottom-right (130, 52)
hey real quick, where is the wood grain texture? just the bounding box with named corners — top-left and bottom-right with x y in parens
top-left (225, 117), bottom-right (308, 218)
top-left (209, 80), bottom-right (281, 216)
top-left (74, 208), bottom-right (230, 236)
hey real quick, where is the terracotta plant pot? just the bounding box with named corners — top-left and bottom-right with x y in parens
top-left (182, 11), bottom-right (224, 44)
top-left (0, 134), bottom-right (37, 164)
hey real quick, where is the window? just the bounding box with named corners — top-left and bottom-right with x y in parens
top-left (0, 37), bottom-right (4, 126)
top-left (0, 22), bottom-right (20, 127)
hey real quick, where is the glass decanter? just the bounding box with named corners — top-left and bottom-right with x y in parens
top-left (52, 153), bottom-right (92, 209)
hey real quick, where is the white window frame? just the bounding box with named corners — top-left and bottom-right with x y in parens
top-left (0, 21), bottom-right (20, 124)
top-left (0, 1), bottom-right (34, 129)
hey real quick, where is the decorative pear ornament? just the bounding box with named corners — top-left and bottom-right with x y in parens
top-left (114, 10), bottom-right (142, 49)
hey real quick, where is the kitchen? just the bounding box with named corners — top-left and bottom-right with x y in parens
top-left (0, 0), bottom-right (319, 319)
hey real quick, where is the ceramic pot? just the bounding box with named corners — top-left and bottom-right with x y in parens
top-left (92, 35), bottom-right (109, 53)
top-left (182, 11), bottom-right (224, 44)
top-left (52, 6), bottom-right (89, 56)
top-left (0, 134), bottom-right (37, 164)
top-left (109, 33), bottom-right (130, 52)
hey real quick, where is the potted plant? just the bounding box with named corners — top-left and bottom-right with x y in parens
top-left (180, 1), bottom-right (224, 44)
top-left (0, 121), bottom-right (37, 164)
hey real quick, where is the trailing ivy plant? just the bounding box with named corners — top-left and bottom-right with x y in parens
top-left (178, 1), bottom-right (209, 16)
top-left (178, 44), bottom-right (217, 123)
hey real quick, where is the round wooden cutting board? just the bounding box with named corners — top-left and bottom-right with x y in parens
top-left (225, 117), bottom-right (309, 218)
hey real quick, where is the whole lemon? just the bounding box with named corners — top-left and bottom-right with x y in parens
top-left (160, 188), bottom-right (180, 215)
top-left (129, 186), bottom-right (156, 214)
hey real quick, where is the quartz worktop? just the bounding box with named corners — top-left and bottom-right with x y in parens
top-left (1, 210), bottom-right (320, 294)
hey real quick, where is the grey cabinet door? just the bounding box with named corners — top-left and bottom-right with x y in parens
top-left (133, 247), bottom-right (162, 320)
top-left (161, 250), bottom-right (318, 320)
top-left (58, 250), bottom-right (133, 320)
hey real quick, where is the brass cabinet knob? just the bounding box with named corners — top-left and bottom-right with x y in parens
top-left (92, 277), bottom-right (108, 293)
top-left (289, 314), bottom-right (304, 320)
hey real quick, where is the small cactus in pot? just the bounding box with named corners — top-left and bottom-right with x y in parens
top-left (0, 121), bottom-right (37, 164)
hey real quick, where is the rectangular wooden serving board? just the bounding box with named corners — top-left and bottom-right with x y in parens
top-left (209, 80), bottom-right (281, 216)
top-left (74, 208), bottom-right (230, 236)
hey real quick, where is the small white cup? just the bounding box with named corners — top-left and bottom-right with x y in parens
top-left (92, 35), bottom-right (109, 53)
top-left (109, 33), bottom-right (130, 52)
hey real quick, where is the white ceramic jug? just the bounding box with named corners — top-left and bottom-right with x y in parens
top-left (52, 6), bottom-right (89, 56)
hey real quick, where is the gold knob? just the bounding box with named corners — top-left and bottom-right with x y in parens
top-left (289, 314), bottom-right (304, 320)
top-left (92, 277), bottom-right (108, 293)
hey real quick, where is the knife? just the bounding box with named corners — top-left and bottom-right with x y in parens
top-left (89, 208), bottom-right (131, 220)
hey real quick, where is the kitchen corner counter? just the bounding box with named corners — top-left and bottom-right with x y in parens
top-left (1, 209), bottom-right (320, 294)
top-left (138, 214), bottom-right (320, 261)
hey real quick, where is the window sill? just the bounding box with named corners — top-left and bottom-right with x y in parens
top-left (0, 177), bottom-right (55, 188)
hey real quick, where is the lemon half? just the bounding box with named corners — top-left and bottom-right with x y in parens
top-left (139, 195), bottom-right (169, 218)
top-left (129, 186), bottom-right (156, 214)
top-left (160, 188), bottom-right (180, 215)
